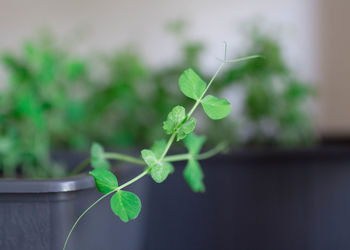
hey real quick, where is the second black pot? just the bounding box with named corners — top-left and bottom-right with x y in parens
top-left (143, 146), bottom-right (350, 250)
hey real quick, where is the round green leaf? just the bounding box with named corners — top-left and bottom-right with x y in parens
top-left (178, 68), bottom-right (207, 101)
top-left (150, 162), bottom-right (173, 183)
top-left (201, 95), bottom-right (231, 120)
top-left (141, 149), bottom-right (158, 167)
top-left (110, 190), bottom-right (141, 222)
top-left (89, 169), bottom-right (118, 194)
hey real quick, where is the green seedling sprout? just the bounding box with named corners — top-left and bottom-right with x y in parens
top-left (63, 44), bottom-right (259, 250)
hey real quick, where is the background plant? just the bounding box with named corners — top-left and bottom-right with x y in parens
top-left (217, 28), bottom-right (315, 146)
top-left (0, 25), bottom-right (315, 178)
top-left (0, 34), bottom-right (92, 177)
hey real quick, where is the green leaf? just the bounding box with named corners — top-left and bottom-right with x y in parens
top-left (178, 68), bottom-right (207, 100)
top-left (89, 169), bottom-right (118, 194)
top-left (184, 133), bottom-right (206, 156)
top-left (201, 95), bottom-right (231, 120)
top-left (183, 159), bottom-right (205, 192)
top-left (151, 140), bottom-right (167, 158)
top-left (91, 142), bottom-right (110, 170)
top-left (141, 149), bottom-right (158, 167)
top-left (163, 106), bottom-right (186, 134)
top-left (110, 190), bottom-right (141, 222)
top-left (177, 117), bottom-right (196, 141)
top-left (151, 161), bottom-right (174, 183)
top-left (141, 149), bottom-right (174, 183)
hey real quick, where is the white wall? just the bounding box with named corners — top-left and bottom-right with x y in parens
top-left (0, 0), bottom-right (319, 76)
top-left (0, 0), bottom-right (325, 129)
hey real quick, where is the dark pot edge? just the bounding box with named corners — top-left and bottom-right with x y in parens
top-left (3, 144), bottom-right (350, 193)
top-left (0, 173), bottom-right (95, 193)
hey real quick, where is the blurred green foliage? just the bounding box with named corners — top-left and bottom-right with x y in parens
top-left (0, 34), bottom-right (92, 177)
top-left (0, 27), bottom-right (314, 178)
top-left (218, 29), bottom-right (315, 146)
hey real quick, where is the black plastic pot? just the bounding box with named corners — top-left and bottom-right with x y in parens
top-left (143, 146), bottom-right (350, 250)
top-left (0, 164), bottom-right (150, 250)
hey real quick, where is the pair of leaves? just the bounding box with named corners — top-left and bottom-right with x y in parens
top-left (91, 142), bottom-right (110, 170)
top-left (163, 105), bottom-right (196, 141)
top-left (183, 133), bottom-right (206, 192)
top-left (90, 169), bottom-right (141, 223)
top-left (141, 148), bottom-right (174, 183)
top-left (179, 69), bottom-right (231, 120)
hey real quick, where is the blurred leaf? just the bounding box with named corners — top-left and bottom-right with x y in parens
top-left (91, 142), bottom-right (110, 170)
top-left (183, 159), bottom-right (205, 192)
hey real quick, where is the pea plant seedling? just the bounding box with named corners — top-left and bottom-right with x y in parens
top-left (63, 44), bottom-right (259, 250)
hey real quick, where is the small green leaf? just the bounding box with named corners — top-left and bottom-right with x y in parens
top-left (151, 140), bottom-right (167, 158)
top-left (183, 159), bottom-right (205, 193)
top-left (184, 133), bottom-right (206, 156)
top-left (163, 106), bottom-right (186, 134)
top-left (151, 161), bottom-right (174, 183)
top-left (91, 142), bottom-right (110, 169)
top-left (201, 95), bottom-right (231, 120)
top-left (89, 169), bottom-right (118, 194)
top-left (110, 190), bottom-right (141, 222)
top-left (141, 149), bottom-right (158, 167)
top-left (177, 117), bottom-right (196, 141)
top-left (141, 149), bottom-right (173, 183)
top-left (179, 68), bottom-right (207, 100)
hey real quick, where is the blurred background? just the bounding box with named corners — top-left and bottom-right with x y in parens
top-left (0, 0), bottom-right (325, 177)
top-left (1, 0), bottom-right (350, 249)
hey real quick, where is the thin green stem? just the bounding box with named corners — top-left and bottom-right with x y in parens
top-left (163, 153), bottom-right (191, 162)
top-left (70, 158), bottom-right (91, 176)
top-left (163, 142), bottom-right (227, 162)
top-left (63, 191), bottom-right (113, 250)
top-left (63, 169), bottom-right (149, 250)
top-left (224, 55), bottom-right (261, 63)
top-left (196, 142), bottom-right (227, 160)
top-left (104, 152), bottom-right (145, 165)
top-left (117, 169), bottom-right (149, 190)
top-left (70, 152), bottom-right (145, 176)
top-left (159, 133), bottom-right (176, 160)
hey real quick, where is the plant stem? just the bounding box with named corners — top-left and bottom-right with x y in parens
top-left (116, 168), bottom-right (150, 190)
top-left (163, 153), bottom-right (191, 162)
top-left (196, 142), bottom-right (227, 160)
top-left (70, 157), bottom-right (91, 176)
top-left (70, 153), bottom-right (145, 176)
top-left (104, 152), bottom-right (145, 165)
top-left (160, 133), bottom-right (176, 160)
top-left (224, 55), bottom-right (261, 63)
top-left (63, 191), bottom-right (113, 250)
top-left (163, 142), bottom-right (227, 162)
top-left (63, 168), bottom-right (149, 250)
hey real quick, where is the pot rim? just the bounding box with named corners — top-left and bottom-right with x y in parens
top-left (0, 173), bottom-right (94, 193)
